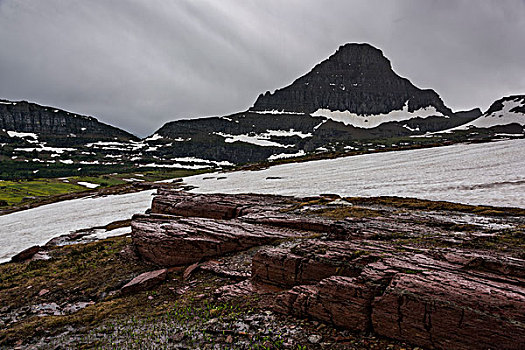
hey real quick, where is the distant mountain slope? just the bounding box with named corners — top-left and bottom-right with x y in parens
top-left (151, 43), bottom-right (481, 164)
top-left (441, 95), bottom-right (525, 136)
top-left (0, 99), bottom-right (147, 179)
top-left (0, 99), bottom-right (136, 143)
top-left (462, 95), bottom-right (525, 129)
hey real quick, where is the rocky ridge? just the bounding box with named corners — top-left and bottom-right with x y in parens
top-left (131, 190), bottom-right (525, 350)
top-left (448, 94), bottom-right (525, 135)
top-left (3, 44), bottom-right (523, 169)
top-left (0, 100), bottom-right (135, 142)
top-left (149, 43), bottom-right (491, 164)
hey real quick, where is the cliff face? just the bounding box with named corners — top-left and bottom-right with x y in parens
top-left (0, 100), bottom-right (136, 141)
top-left (251, 43), bottom-right (452, 116)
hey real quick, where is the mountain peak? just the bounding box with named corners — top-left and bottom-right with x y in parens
top-left (251, 43), bottom-right (451, 117)
top-left (332, 42), bottom-right (391, 66)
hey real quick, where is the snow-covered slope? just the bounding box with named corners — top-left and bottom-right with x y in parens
top-left (183, 139), bottom-right (525, 208)
top-left (0, 190), bottom-right (155, 263)
top-left (453, 95), bottom-right (525, 131)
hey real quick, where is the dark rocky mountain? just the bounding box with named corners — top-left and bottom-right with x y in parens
top-left (251, 43), bottom-right (452, 116)
top-left (0, 100), bottom-right (136, 145)
top-left (150, 43), bottom-right (482, 164)
top-left (2, 44), bottom-right (520, 171)
top-left (0, 100), bottom-right (146, 179)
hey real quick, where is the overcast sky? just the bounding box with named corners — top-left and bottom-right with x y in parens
top-left (0, 0), bottom-right (524, 137)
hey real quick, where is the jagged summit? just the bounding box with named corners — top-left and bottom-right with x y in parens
top-left (251, 43), bottom-right (452, 117)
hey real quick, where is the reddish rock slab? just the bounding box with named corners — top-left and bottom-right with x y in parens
top-left (120, 269), bottom-right (167, 295)
top-left (183, 263), bottom-right (200, 280)
top-left (260, 240), bottom-right (525, 350)
top-left (372, 270), bottom-right (525, 350)
top-left (132, 214), bottom-right (306, 266)
top-left (275, 276), bottom-right (376, 332)
top-left (240, 212), bottom-right (346, 235)
top-left (150, 190), bottom-right (293, 219)
top-left (214, 280), bottom-right (256, 301)
top-left (252, 240), bottom-right (385, 289)
top-left (11, 245), bottom-right (41, 262)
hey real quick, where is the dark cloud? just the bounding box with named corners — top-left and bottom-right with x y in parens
top-left (0, 0), bottom-right (524, 136)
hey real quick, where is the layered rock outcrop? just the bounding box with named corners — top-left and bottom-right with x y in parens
top-left (131, 191), bottom-right (525, 349)
top-left (132, 190), bottom-right (310, 266)
top-left (254, 241), bottom-right (525, 350)
top-left (0, 99), bottom-right (135, 141)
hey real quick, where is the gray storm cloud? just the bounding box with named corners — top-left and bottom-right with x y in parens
top-left (0, 0), bottom-right (524, 137)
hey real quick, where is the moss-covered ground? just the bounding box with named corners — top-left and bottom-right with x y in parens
top-left (0, 168), bottom-right (209, 210)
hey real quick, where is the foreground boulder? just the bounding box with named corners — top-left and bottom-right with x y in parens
top-left (150, 189), bottom-right (293, 219)
top-left (132, 214), bottom-right (307, 266)
top-left (120, 269), bottom-right (167, 295)
top-left (10, 245), bottom-right (41, 262)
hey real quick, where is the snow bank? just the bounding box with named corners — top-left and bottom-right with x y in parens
top-left (0, 190), bottom-right (155, 263)
top-left (77, 181), bottom-right (100, 189)
top-left (184, 139), bottom-right (525, 209)
top-left (312, 101), bottom-right (444, 129)
top-left (450, 99), bottom-right (525, 131)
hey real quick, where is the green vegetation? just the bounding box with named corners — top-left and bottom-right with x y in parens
top-left (0, 179), bottom-right (88, 207)
top-left (0, 168), bottom-right (210, 210)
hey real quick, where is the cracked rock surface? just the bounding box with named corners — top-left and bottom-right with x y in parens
top-left (130, 191), bottom-right (525, 350)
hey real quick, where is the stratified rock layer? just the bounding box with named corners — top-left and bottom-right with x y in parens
top-left (255, 240), bottom-right (525, 350)
top-left (131, 191), bottom-right (525, 350)
top-left (133, 190), bottom-right (310, 266)
top-left (0, 99), bottom-right (135, 140)
top-left (132, 214), bottom-right (305, 266)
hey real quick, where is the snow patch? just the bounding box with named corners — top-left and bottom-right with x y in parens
top-left (252, 110), bottom-right (305, 115)
top-left (403, 124), bottom-right (420, 132)
top-left (0, 190), bottom-right (155, 262)
top-left (449, 99), bottom-right (525, 131)
top-left (215, 132), bottom-right (293, 148)
top-left (184, 139), bottom-right (525, 209)
top-left (144, 134), bottom-right (163, 141)
top-left (15, 146), bottom-right (76, 154)
top-left (139, 163), bottom-right (211, 170)
top-left (77, 181), bottom-right (100, 189)
top-left (268, 150), bottom-right (306, 161)
top-left (264, 129), bottom-right (312, 138)
top-left (312, 101), bottom-right (445, 129)
top-left (7, 131), bottom-right (38, 139)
